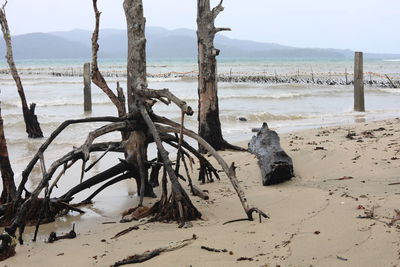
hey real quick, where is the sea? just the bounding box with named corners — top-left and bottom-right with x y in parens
top-left (0, 58), bottom-right (399, 226)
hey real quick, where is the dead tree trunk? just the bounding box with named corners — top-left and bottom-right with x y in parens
top-left (0, 104), bottom-right (16, 204)
top-left (197, 0), bottom-right (240, 152)
top-left (123, 0), bottom-right (156, 201)
top-left (0, 1), bottom-right (267, 246)
top-left (123, 0), bottom-right (199, 220)
top-left (0, 4), bottom-right (43, 138)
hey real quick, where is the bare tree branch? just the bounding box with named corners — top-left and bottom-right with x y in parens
top-left (91, 0), bottom-right (126, 117)
top-left (18, 116), bottom-right (126, 199)
top-left (137, 88), bottom-right (193, 115)
top-left (0, 3), bottom-right (43, 138)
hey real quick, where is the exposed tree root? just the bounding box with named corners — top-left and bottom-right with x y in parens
top-left (0, 234), bottom-right (15, 261)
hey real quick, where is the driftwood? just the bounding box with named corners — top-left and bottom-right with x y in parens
top-left (112, 225), bottom-right (139, 239)
top-left (201, 245), bottom-right (228, 253)
top-left (248, 123), bottom-right (294, 185)
top-left (112, 235), bottom-right (196, 266)
top-left (47, 224), bottom-right (76, 243)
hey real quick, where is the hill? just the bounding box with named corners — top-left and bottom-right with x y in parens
top-left (1, 27), bottom-right (399, 60)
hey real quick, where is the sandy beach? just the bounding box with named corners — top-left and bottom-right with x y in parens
top-left (3, 117), bottom-right (400, 267)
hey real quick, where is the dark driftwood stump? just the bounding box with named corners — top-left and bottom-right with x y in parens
top-left (248, 123), bottom-right (294, 185)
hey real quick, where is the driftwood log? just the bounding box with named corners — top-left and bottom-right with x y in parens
top-left (248, 123), bottom-right (294, 185)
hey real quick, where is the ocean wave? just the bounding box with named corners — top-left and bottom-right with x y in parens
top-left (220, 93), bottom-right (311, 100)
top-left (220, 112), bottom-right (306, 123)
top-left (178, 92), bottom-right (311, 102)
top-left (2, 98), bottom-right (114, 108)
top-left (377, 88), bottom-right (400, 94)
top-left (148, 77), bottom-right (183, 82)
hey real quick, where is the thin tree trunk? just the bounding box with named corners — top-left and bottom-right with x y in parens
top-left (197, 0), bottom-right (239, 152)
top-left (0, 104), bottom-right (16, 204)
top-left (0, 5), bottom-right (43, 138)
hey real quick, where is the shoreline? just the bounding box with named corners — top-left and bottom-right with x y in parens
top-left (4, 117), bottom-right (400, 266)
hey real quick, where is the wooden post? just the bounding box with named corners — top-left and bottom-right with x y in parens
top-left (345, 68), bottom-right (348, 84)
top-left (311, 66), bottom-right (315, 83)
top-left (385, 74), bottom-right (398, 88)
top-left (354, 52), bottom-right (365, 112)
top-left (83, 62), bottom-right (92, 112)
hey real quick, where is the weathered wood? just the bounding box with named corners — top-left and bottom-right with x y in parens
top-left (0, 104), bottom-right (16, 204)
top-left (123, 0), bottom-right (148, 113)
top-left (18, 116), bottom-right (126, 199)
top-left (61, 162), bottom-right (129, 200)
top-left (140, 105), bottom-right (201, 222)
top-left (0, 3), bottom-right (43, 138)
top-left (0, 234), bottom-right (15, 261)
top-left (91, 0), bottom-right (125, 117)
top-left (191, 184), bottom-right (209, 200)
top-left (197, 0), bottom-right (241, 152)
top-left (354, 52), bottom-right (365, 112)
top-left (79, 172), bottom-right (132, 205)
top-left (83, 62), bottom-right (92, 112)
top-left (112, 235), bottom-right (196, 266)
top-left (155, 122), bottom-right (268, 221)
top-left (6, 121), bottom-right (138, 237)
top-left (248, 123), bottom-right (294, 185)
top-left (385, 74), bottom-right (398, 89)
top-left (112, 225), bottom-right (139, 239)
top-left (47, 224), bottom-right (76, 243)
top-left (122, 0), bottom-right (156, 200)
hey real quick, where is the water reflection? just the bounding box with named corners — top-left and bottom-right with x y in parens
top-left (354, 114), bottom-right (366, 123)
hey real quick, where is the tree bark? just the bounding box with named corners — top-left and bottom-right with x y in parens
top-left (0, 104), bottom-right (16, 204)
top-left (197, 0), bottom-right (238, 152)
top-left (91, 1), bottom-right (126, 118)
top-left (124, 0), bottom-right (148, 113)
top-left (0, 5), bottom-right (43, 138)
top-left (123, 0), bottom-right (155, 200)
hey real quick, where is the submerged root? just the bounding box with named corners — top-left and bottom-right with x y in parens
top-left (0, 197), bottom-right (78, 229)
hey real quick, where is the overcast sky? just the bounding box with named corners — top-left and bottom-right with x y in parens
top-left (4, 0), bottom-right (400, 53)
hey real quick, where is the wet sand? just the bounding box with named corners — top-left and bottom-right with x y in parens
top-left (4, 118), bottom-right (400, 266)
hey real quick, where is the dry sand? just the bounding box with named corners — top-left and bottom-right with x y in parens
top-left (3, 118), bottom-right (400, 267)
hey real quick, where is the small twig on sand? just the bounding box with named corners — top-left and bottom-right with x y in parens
top-left (237, 256), bottom-right (253, 261)
top-left (201, 246), bottom-right (227, 253)
top-left (389, 209), bottom-right (400, 226)
top-left (111, 235), bottom-right (197, 266)
top-left (111, 225), bottom-right (139, 239)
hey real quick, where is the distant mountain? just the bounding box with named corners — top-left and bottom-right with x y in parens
top-left (0, 32), bottom-right (90, 59)
top-left (1, 27), bottom-right (399, 60)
